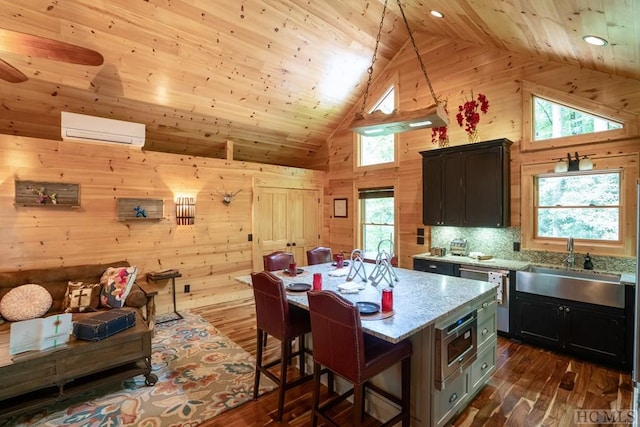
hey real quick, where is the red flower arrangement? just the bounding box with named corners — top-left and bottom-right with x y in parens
top-left (431, 103), bottom-right (450, 147)
top-left (431, 126), bottom-right (448, 147)
top-left (456, 92), bottom-right (489, 142)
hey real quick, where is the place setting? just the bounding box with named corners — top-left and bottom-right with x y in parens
top-left (355, 288), bottom-right (395, 320)
top-left (285, 272), bottom-right (323, 294)
top-left (276, 261), bottom-right (310, 278)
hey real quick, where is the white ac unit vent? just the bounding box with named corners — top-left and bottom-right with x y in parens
top-left (61, 111), bottom-right (145, 147)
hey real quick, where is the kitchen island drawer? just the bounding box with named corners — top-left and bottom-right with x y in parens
top-left (477, 308), bottom-right (496, 349)
top-left (433, 370), bottom-right (469, 427)
top-left (470, 339), bottom-right (496, 395)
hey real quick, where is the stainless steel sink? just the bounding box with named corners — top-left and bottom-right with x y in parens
top-left (516, 266), bottom-right (624, 308)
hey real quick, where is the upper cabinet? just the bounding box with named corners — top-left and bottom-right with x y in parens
top-left (421, 139), bottom-right (512, 228)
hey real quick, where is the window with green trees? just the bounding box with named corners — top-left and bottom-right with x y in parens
top-left (535, 171), bottom-right (621, 241)
top-left (359, 87), bottom-right (396, 167)
top-left (533, 96), bottom-right (622, 141)
top-left (359, 187), bottom-right (395, 252)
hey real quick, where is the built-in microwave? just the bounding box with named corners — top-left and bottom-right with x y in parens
top-left (434, 309), bottom-right (478, 390)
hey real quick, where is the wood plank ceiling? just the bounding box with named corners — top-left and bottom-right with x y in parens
top-left (0, 0), bottom-right (638, 169)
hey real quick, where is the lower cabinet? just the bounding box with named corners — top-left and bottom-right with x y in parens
top-left (413, 258), bottom-right (459, 276)
top-left (432, 292), bottom-right (497, 427)
top-left (512, 291), bottom-right (630, 369)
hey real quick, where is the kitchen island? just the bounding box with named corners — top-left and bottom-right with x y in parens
top-left (237, 262), bottom-right (499, 427)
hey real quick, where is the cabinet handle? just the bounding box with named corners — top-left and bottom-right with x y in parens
top-left (481, 362), bottom-right (489, 370)
top-left (565, 307), bottom-right (570, 313)
top-left (428, 265), bottom-right (437, 269)
top-left (292, 242), bottom-right (297, 246)
top-left (482, 302), bottom-right (489, 308)
top-left (449, 392), bottom-right (458, 403)
top-left (482, 328), bottom-right (488, 336)
top-left (286, 242), bottom-right (291, 247)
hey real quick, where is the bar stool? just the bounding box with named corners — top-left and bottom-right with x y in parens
top-left (306, 246), bottom-right (333, 265)
top-left (307, 290), bottom-right (412, 427)
top-left (251, 271), bottom-right (313, 421)
top-left (263, 251), bottom-right (294, 271)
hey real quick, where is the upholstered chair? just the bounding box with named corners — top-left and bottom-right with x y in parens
top-left (306, 246), bottom-right (333, 265)
top-left (263, 251), bottom-right (294, 271)
top-left (307, 290), bottom-right (412, 427)
top-left (251, 271), bottom-right (313, 421)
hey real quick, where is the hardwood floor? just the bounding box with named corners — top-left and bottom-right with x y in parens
top-left (192, 298), bottom-right (634, 426)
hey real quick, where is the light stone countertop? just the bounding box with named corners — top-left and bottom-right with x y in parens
top-left (412, 253), bottom-right (532, 271)
top-left (236, 262), bottom-right (498, 344)
top-left (412, 252), bottom-right (636, 286)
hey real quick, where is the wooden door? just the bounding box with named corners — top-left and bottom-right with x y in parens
top-left (254, 187), bottom-right (320, 269)
top-left (254, 187), bottom-right (289, 269)
top-left (289, 189), bottom-right (320, 265)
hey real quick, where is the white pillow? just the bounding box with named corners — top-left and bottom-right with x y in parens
top-left (0, 284), bottom-right (53, 321)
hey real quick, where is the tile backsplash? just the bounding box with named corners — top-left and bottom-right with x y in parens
top-left (430, 226), bottom-right (636, 273)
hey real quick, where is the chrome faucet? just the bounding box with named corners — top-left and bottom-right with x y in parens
top-left (564, 237), bottom-right (575, 268)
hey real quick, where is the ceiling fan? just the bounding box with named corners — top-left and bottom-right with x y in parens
top-left (0, 28), bottom-right (104, 83)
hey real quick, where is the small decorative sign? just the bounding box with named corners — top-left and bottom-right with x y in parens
top-left (117, 198), bottom-right (163, 221)
top-left (15, 180), bottom-right (80, 207)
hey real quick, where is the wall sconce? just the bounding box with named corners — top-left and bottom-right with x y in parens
top-left (553, 152), bottom-right (594, 173)
top-left (176, 196), bottom-right (195, 225)
top-left (218, 189), bottom-right (241, 206)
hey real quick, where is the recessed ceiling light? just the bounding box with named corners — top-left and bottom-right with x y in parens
top-left (583, 35), bottom-right (608, 46)
top-left (430, 10), bottom-right (444, 18)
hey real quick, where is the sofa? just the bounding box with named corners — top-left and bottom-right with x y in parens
top-left (0, 261), bottom-right (158, 421)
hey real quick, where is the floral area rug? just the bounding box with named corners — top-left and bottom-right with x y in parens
top-left (6, 311), bottom-right (276, 426)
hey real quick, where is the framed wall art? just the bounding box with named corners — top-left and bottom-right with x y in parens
top-left (333, 198), bottom-right (348, 218)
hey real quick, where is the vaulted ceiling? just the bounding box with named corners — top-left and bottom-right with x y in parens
top-left (0, 1), bottom-right (638, 169)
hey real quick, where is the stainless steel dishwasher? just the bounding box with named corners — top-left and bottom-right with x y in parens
top-left (459, 265), bottom-right (510, 333)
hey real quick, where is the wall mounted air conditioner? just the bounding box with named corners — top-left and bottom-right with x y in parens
top-left (61, 111), bottom-right (145, 147)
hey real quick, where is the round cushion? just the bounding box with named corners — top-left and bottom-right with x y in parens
top-left (0, 284), bottom-right (53, 321)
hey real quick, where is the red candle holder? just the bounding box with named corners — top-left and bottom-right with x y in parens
top-left (313, 273), bottom-right (322, 290)
top-left (381, 288), bottom-right (393, 312)
top-left (289, 262), bottom-right (297, 277)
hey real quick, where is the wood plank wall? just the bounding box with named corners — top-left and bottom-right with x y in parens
top-left (0, 136), bottom-right (326, 314)
top-left (326, 34), bottom-right (640, 268)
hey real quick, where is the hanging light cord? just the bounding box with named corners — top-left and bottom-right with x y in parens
top-left (359, 0), bottom-right (441, 118)
top-left (396, 0), bottom-right (439, 105)
top-left (358, 0), bottom-right (389, 117)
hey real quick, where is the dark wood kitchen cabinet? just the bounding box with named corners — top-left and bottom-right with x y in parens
top-left (421, 138), bottom-right (512, 227)
top-left (512, 290), bottom-right (631, 369)
top-left (413, 258), bottom-right (459, 276)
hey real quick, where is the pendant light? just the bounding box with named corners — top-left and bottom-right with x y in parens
top-left (350, 0), bottom-right (448, 136)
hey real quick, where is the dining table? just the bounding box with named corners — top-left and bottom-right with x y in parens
top-left (235, 261), bottom-right (498, 344)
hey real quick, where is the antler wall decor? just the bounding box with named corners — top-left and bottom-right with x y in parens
top-left (218, 189), bottom-right (241, 205)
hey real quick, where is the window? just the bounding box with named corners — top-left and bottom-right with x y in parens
top-left (520, 153), bottom-right (637, 257)
top-left (358, 86), bottom-right (397, 167)
top-left (521, 81), bottom-right (635, 152)
top-left (535, 171), bottom-right (621, 241)
top-left (359, 187), bottom-right (395, 253)
top-left (533, 96), bottom-right (622, 141)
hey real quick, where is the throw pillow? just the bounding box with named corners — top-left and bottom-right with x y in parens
top-left (100, 266), bottom-right (138, 308)
top-left (124, 283), bottom-right (147, 308)
top-left (63, 281), bottom-right (101, 313)
top-left (0, 284), bottom-right (53, 321)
